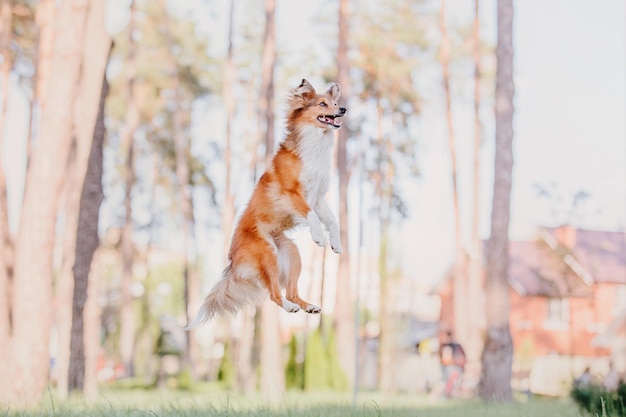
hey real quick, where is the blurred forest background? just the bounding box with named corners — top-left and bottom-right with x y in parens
top-left (0, 0), bottom-right (623, 410)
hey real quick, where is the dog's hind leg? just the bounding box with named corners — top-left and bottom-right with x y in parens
top-left (256, 238), bottom-right (300, 313)
top-left (275, 234), bottom-right (321, 314)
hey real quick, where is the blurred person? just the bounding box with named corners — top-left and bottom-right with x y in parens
top-left (439, 331), bottom-right (466, 397)
top-left (604, 362), bottom-right (620, 391)
top-left (574, 366), bottom-right (592, 387)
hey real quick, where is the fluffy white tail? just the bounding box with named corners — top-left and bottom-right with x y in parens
top-left (184, 270), bottom-right (265, 330)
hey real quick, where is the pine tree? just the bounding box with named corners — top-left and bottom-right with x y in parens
top-left (7, 0), bottom-right (90, 405)
top-left (479, 0), bottom-right (514, 402)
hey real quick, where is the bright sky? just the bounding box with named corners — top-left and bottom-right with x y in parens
top-left (511, 0), bottom-right (625, 236)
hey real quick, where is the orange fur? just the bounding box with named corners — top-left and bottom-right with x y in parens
top-left (186, 79), bottom-right (346, 328)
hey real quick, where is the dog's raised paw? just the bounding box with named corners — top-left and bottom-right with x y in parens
top-left (305, 304), bottom-right (321, 314)
top-left (330, 241), bottom-right (343, 254)
top-left (311, 231), bottom-right (326, 247)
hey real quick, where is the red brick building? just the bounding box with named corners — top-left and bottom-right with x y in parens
top-left (439, 226), bottom-right (626, 394)
top-left (508, 227), bottom-right (626, 359)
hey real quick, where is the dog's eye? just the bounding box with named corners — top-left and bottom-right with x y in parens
top-left (319, 102), bottom-right (327, 107)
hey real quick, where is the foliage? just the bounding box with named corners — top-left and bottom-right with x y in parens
top-left (285, 334), bottom-right (304, 390)
top-left (217, 341), bottom-right (235, 390)
top-left (98, 259), bottom-right (189, 381)
top-left (350, 0), bottom-right (433, 224)
top-left (4, 1), bottom-right (38, 91)
top-left (303, 329), bottom-right (331, 391)
top-left (570, 381), bottom-right (626, 416)
top-left (326, 328), bottom-right (349, 392)
top-left (177, 367), bottom-right (195, 392)
top-left (105, 0), bottom-right (218, 239)
top-left (303, 327), bottom-right (348, 392)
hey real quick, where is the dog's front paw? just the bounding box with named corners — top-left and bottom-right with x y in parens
top-left (307, 212), bottom-right (326, 247)
top-left (310, 227), bottom-right (326, 247)
top-left (310, 222), bottom-right (326, 247)
top-left (330, 238), bottom-right (343, 254)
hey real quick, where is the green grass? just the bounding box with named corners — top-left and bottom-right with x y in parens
top-left (1, 385), bottom-right (585, 417)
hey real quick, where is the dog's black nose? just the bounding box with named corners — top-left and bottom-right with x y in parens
top-left (339, 107), bottom-right (347, 114)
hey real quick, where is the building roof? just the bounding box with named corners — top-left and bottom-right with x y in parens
top-left (509, 240), bottom-right (592, 298)
top-left (544, 227), bottom-right (626, 285)
top-left (509, 227), bottom-right (626, 298)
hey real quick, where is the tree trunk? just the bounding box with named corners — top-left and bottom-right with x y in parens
top-left (222, 0), bottom-right (236, 259)
top-left (259, 0), bottom-right (275, 165)
top-left (57, 7), bottom-right (110, 386)
top-left (373, 104), bottom-right (394, 393)
top-left (7, 0), bottom-right (89, 406)
top-left (0, 122), bottom-right (11, 401)
top-left (317, 247), bottom-right (327, 333)
top-left (259, 300), bottom-right (284, 403)
top-left (247, 80), bottom-right (261, 182)
top-left (479, 0), bottom-right (514, 402)
top-left (68, 74), bottom-right (107, 395)
top-left (221, 0), bottom-right (255, 394)
top-left (119, 0), bottom-right (139, 378)
top-left (154, 0), bottom-right (199, 379)
top-left (466, 0), bottom-right (484, 389)
top-left (69, 58), bottom-right (109, 396)
top-left (82, 245), bottom-right (103, 402)
top-left (0, 0), bottom-right (14, 399)
top-left (173, 66), bottom-right (196, 377)
top-left (67, 2), bottom-right (111, 393)
top-left (29, 0), bottom-right (56, 164)
top-left (220, 0), bottom-right (236, 387)
top-left (333, 0), bottom-right (356, 388)
top-left (258, 0), bottom-right (283, 403)
top-left (119, 145), bottom-right (136, 378)
top-left (56, 137), bottom-right (78, 400)
top-left (235, 307), bottom-right (256, 394)
top-left (378, 221), bottom-right (393, 392)
top-left (439, 0), bottom-right (468, 347)
top-left (0, 0), bottom-right (12, 380)
top-left (0, 0), bottom-right (13, 151)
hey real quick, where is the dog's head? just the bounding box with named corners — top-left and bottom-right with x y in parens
top-left (287, 79), bottom-right (347, 130)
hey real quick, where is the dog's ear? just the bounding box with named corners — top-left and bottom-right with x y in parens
top-left (292, 79), bottom-right (316, 100)
top-left (328, 83), bottom-right (340, 101)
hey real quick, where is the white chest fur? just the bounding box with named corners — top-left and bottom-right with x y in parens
top-left (296, 125), bottom-right (334, 202)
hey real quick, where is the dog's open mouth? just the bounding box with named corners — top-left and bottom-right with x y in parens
top-left (317, 115), bottom-right (343, 128)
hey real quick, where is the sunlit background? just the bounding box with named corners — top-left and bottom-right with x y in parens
top-left (0, 0), bottom-right (624, 411)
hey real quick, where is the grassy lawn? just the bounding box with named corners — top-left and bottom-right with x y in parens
top-left (1, 385), bottom-right (585, 417)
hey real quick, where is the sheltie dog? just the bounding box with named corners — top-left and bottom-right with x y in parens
top-left (186, 79), bottom-right (346, 328)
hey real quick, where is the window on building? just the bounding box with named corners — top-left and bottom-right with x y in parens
top-left (544, 298), bottom-right (570, 330)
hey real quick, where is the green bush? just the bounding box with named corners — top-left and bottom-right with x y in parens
top-left (570, 381), bottom-right (626, 416)
top-left (217, 341), bottom-right (235, 389)
top-left (304, 329), bottom-right (331, 391)
top-left (302, 327), bottom-right (348, 392)
top-left (286, 334), bottom-right (304, 390)
top-left (177, 367), bottom-right (195, 391)
top-left (325, 329), bottom-right (349, 391)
